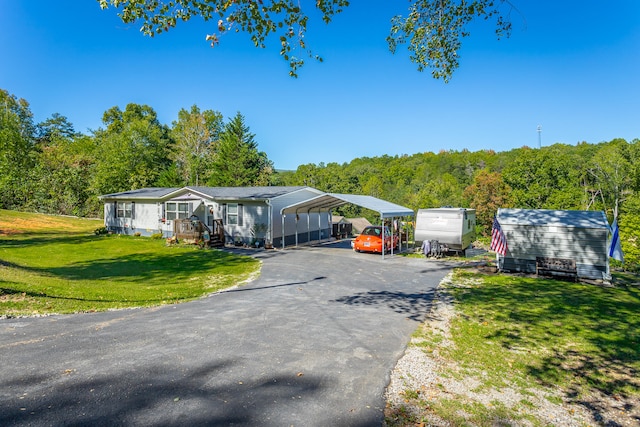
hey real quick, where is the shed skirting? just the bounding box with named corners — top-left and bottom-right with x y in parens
top-left (500, 257), bottom-right (608, 280)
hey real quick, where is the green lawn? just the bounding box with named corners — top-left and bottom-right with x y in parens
top-left (446, 270), bottom-right (640, 397)
top-left (388, 267), bottom-right (640, 426)
top-left (0, 210), bottom-right (260, 316)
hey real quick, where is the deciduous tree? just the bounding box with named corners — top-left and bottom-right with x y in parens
top-left (587, 139), bottom-right (636, 220)
top-left (170, 105), bottom-right (223, 186)
top-left (91, 104), bottom-right (172, 195)
top-left (502, 144), bottom-right (585, 210)
top-left (619, 193), bottom-right (640, 270)
top-left (0, 89), bottom-right (36, 209)
top-left (28, 133), bottom-right (95, 216)
top-left (99, 0), bottom-right (515, 80)
top-left (463, 169), bottom-right (512, 235)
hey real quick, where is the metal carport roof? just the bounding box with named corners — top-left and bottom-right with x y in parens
top-left (279, 193), bottom-right (414, 257)
top-left (280, 193), bottom-right (414, 218)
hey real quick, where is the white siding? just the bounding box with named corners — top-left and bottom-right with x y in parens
top-left (270, 188), bottom-right (330, 245)
top-left (224, 201), bottom-right (270, 243)
top-left (103, 199), bottom-right (163, 236)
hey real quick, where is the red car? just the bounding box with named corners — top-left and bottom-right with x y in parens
top-left (352, 226), bottom-right (399, 253)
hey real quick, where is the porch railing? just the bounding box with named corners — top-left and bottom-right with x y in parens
top-left (173, 217), bottom-right (224, 247)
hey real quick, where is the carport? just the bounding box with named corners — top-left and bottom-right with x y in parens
top-left (280, 193), bottom-right (414, 258)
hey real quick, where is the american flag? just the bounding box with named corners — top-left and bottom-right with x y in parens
top-left (490, 216), bottom-right (508, 256)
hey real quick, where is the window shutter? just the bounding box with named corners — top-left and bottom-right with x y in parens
top-left (238, 204), bottom-right (243, 226)
top-left (114, 202), bottom-right (118, 218)
top-left (222, 204), bottom-right (227, 224)
top-left (188, 202), bottom-right (193, 216)
top-left (131, 202), bottom-right (135, 219)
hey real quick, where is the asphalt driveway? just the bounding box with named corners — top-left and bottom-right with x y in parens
top-left (0, 241), bottom-right (453, 426)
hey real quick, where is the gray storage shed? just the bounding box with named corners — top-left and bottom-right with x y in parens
top-left (496, 208), bottom-right (610, 280)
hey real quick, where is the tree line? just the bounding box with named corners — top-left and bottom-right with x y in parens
top-left (0, 88), bottom-right (274, 218)
top-left (1, 87), bottom-right (639, 268)
top-left (275, 138), bottom-right (640, 267)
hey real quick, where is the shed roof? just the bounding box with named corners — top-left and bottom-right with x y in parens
top-left (497, 209), bottom-right (609, 229)
top-left (347, 217), bottom-right (373, 234)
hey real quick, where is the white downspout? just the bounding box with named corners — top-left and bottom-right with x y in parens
top-left (266, 199), bottom-right (272, 247)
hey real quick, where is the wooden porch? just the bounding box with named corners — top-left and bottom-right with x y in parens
top-left (173, 217), bottom-right (225, 247)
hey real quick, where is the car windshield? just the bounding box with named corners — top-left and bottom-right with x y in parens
top-left (362, 227), bottom-right (382, 237)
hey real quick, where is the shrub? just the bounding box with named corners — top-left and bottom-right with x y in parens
top-left (94, 226), bottom-right (108, 235)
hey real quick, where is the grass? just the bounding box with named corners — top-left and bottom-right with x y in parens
top-left (0, 209), bottom-right (260, 316)
top-left (387, 267), bottom-right (640, 426)
top-left (447, 270), bottom-right (640, 396)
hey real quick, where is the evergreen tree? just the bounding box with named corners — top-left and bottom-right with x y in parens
top-left (208, 113), bottom-right (273, 187)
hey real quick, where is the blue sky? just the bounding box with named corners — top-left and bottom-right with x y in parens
top-left (2, 1), bottom-right (639, 170)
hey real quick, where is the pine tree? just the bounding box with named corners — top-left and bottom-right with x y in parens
top-left (208, 112), bottom-right (272, 187)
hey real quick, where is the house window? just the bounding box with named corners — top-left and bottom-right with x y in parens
top-left (116, 202), bottom-right (132, 218)
top-left (166, 202), bottom-right (189, 220)
top-left (226, 203), bottom-right (243, 226)
top-left (227, 203), bottom-right (239, 225)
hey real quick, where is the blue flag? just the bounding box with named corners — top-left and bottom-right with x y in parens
top-left (608, 219), bottom-right (624, 262)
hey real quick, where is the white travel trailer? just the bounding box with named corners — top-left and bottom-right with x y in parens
top-left (415, 208), bottom-right (476, 254)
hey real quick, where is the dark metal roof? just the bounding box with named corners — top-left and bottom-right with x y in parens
top-left (99, 187), bottom-right (180, 200)
top-left (497, 209), bottom-right (608, 229)
top-left (186, 186), bottom-right (309, 200)
top-left (100, 186), bottom-right (310, 201)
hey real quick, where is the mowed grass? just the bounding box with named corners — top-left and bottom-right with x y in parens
top-left (446, 270), bottom-right (640, 396)
top-left (391, 268), bottom-right (640, 426)
top-left (0, 210), bottom-right (260, 317)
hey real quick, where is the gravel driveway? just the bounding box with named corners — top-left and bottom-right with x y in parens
top-left (0, 241), bottom-right (452, 426)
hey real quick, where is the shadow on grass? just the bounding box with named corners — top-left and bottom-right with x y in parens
top-left (451, 271), bottom-right (640, 420)
top-left (37, 250), bottom-right (256, 283)
top-left (1, 240), bottom-right (256, 285)
top-left (0, 231), bottom-right (97, 248)
top-left (1, 235), bottom-right (259, 306)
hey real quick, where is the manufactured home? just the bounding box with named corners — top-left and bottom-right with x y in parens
top-left (415, 208), bottom-right (476, 254)
top-left (496, 208), bottom-right (610, 280)
top-left (99, 186), bottom-right (415, 249)
top-left (99, 186), bottom-right (333, 247)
